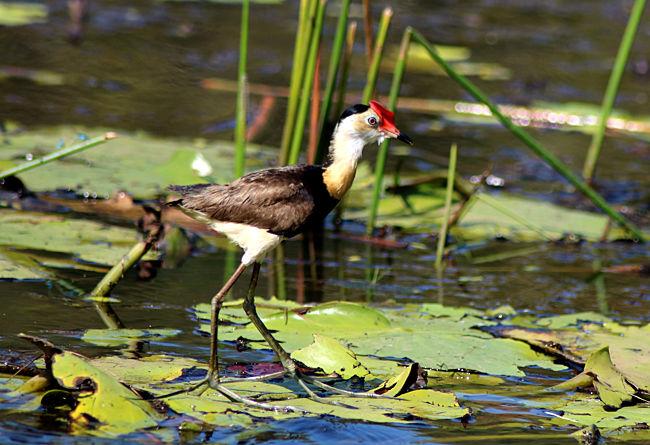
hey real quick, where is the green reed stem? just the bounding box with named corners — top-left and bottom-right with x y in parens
top-left (361, 7), bottom-right (392, 103)
top-left (365, 27), bottom-right (412, 236)
top-left (435, 143), bottom-right (457, 270)
top-left (0, 132), bottom-right (116, 179)
top-left (314, 0), bottom-right (351, 164)
top-left (583, 0), bottom-right (646, 182)
top-left (333, 21), bottom-right (357, 120)
top-left (288, 0), bottom-right (327, 165)
top-left (89, 220), bottom-right (164, 300)
top-left (410, 28), bottom-right (645, 242)
top-left (280, 0), bottom-right (317, 164)
top-left (233, 0), bottom-right (249, 178)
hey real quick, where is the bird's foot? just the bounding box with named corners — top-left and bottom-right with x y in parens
top-left (156, 372), bottom-right (305, 413)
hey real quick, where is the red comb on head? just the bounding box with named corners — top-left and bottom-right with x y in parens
top-left (369, 100), bottom-right (397, 133)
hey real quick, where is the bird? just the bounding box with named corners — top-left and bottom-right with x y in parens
top-left (167, 100), bottom-right (412, 404)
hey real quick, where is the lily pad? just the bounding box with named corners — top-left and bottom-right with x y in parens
top-left (0, 2), bottom-right (47, 26)
top-left (212, 302), bottom-right (566, 377)
top-left (0, 210), bottom-right (158, 273)
top-left (0, 126), bottom-right (274, 199)
top-left (291, 334), bottom-right (370, 380)
top-left (81, 328), bottom-right (182, 348)
top-left (51, 350), bottom-right (163, 435)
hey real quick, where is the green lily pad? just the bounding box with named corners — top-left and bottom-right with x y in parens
top-left (535, 311), bottom-right (613, 329)
top-left (585, 346), bottom-right (636, 409)
top-left (51, 350), bottom-right (163, 435)
top-left (81, 328), bottom-right (182, 347)
top-left (0, 248), bottom-right (46, 280)
top-left (0, 2), bottom-right (47, 26)
top-left (0, 210), bottom-right (158, 273)
top-left (0, 126), bottom-right (274, 199)
top-left (291, 334), bottom-right (369, 380)
top-left (92, 354), bottom-right (203, 384)
top-left (213, 302), bottom-right (565, 377)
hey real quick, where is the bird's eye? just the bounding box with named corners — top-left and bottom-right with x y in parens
top-left (366, 116), bottom-right (378, 127)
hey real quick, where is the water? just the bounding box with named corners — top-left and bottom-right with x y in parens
top-left (1, 0), bottom-right (649, 443)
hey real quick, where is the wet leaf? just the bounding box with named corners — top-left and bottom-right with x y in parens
top-left (81, 328), bottom-right (182, 347)
top-left (261, 302), bottom-right (391, 334)
top-left (421, 303), bottom-right (483, 320)
top-left (215, 302), bottom-right (564, 377)
top-left (584, 346), bottom-right (635, 409)
top-left (368, 363), bottom-right (419, 397)
top-left (548, 396), bottom-right (650, 432)
top-left (0, 127), bottom-right (273, 199)
top-left (92, 355), bottom-right (203, 384)
top-left (51, 350), bottom-right (163, 435)
top-left (0, 2), bottom-right (47, 26)
top-left (536, 312), bottom-right (612, 329)
top-left (290, 334), bottom-right (369, 379)
top-left (0, 248), bottom-right (45, 280)
top-left (0, 210), bottom-right (159, 272)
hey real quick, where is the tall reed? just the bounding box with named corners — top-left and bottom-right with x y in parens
top-left (409, 28), bottom-right (645, 242)
top-left (233, 0), bottom-right (250, 178)
top-left (435, 143), bottom-right (457, 270)
top-left (279, 0), bottom-right (318, 164)
top-left (365, 27), bottom-right (412, 235)
top-left (288, 0), bottom-right (327, 165)
top-left (361, 7), bottom-right (392, 103)
top-left (582, 0), bottom-right (646, 182)
top-left (314, 0), bottom-right (352, 164)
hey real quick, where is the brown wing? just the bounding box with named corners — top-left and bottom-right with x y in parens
top-left (167, 164), bottom-right (338, 237)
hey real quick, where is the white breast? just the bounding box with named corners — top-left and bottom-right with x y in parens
top-left (210, 221), bottom-right (282, 266)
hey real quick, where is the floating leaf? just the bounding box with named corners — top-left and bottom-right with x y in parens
top-left (0, 126), bottom-right (273, 199)
top-left (0, 2), bottom-right (47, 26)
top-left (584, 346), bottom-right (636, 409)
top-left (368, 363), bottom-right (419, 397)
top-left (81, 328), bottom-right (182, 347)
top-left (291, 334), bottom-right (369, 380)
top-left (0, 210), bottom-right (158, 274)
top-left (92, 354), bottom-right (203, 384)
top-left (536, 312), bottom-right (612, 329)
top-left (51, 350), bottom-right (163, 435)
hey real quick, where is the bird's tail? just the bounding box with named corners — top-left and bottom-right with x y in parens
top-left (166, 184), bottom-right (212, 206)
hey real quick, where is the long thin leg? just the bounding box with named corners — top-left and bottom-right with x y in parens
top-left (208, 262), bottom-right (248, 387)
top-left (242, 262), bottom-right (297, 374)
top-left (242, 262), bottom-right (386, 400)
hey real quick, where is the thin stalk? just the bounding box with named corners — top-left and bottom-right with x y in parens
top-left (435, 143), bottom-right (457, 270)
top-left (89, 220), bottom-right (164, 300)
top-left (475, 193), bottom-right (554, 241)
top-left (288, 0), bottom-right (327, 165)
top-left (315, 0), bottom-right (351, 164)
top-left (274, 244), bottom-right (287, 300)
top-left (280, 0), bottom-right (317, 164)
top-left (333, 21), bottom-right (357, 120)
top-left (583, 0), bottom-right (646, 182)
top-left (365, 27), bottom-right (412, 235)
top-left (233, 0), bottom-right (250, 179)
top-left (361, 7), bottom-right (392, 103)
top-left (0, 132), bottom-right (116, 179)
top-left (307, 47), bottom-right (322, 163)
top-left (410, 28), bottom-right (645, 242)
top-left (362, 0), bottom-right (373, 67)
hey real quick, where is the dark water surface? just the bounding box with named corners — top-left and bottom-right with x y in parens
top-left (1, 0), bottom-right (649, 443)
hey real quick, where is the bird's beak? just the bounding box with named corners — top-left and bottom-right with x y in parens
top-left (380, 122), bottom-right (414, 146)
top-left (396, 132), bottom-right (413, 145)
top-left (383, 129), bottom-right (413, 145)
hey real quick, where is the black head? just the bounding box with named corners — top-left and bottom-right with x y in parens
top-left (338, 104), bottom-right (370, 123)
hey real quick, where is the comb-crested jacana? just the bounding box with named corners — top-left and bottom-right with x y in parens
top-left (167, 101), bottom-right (412, 402)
